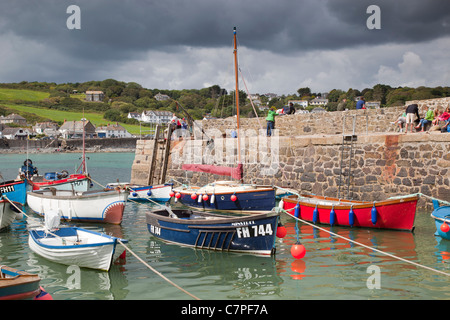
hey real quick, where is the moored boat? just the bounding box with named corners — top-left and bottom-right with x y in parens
top-left (0, 266), bottom-right (42, 300)
top-left (172, 181), bottom-right (275, 212)
top-left (0, 179), bottom-right (27, 205)
top-left (19, 158), bottom-right (92, 192)
top-left (0, 197), bottom-right (22, 230)
top-left (27, 188), bottom-right (129, 225)
top-left (28, 224), bottom-right (128, 271)
top-left (281, 194), bottom-right (419, 231)
top-left (146, 207), bottom-right (279, 255)
top-left (107, 182), bottom-right (172, 202)
top-left (431, 199), bottom-right (450, 240)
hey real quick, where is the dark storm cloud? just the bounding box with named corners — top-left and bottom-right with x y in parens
top-left (0, 0), bottom-right (449, 92)
top-left (1, 0), bottom-right (449, 57)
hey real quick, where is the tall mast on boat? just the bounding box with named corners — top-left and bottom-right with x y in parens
top-left (233, 27), bottom-right (242, 168)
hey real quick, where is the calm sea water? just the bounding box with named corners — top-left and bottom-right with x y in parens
top-left (1, 152), bottom-right (449, 301)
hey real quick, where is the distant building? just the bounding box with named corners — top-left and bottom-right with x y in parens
top-left (309, 98), bottom-right (329, 106)
top-left (33, 122), bottom-right (59, 135)
top-left (0, 113), bottom-right (27, 125)
top-left (2, 127), bottom-right (31, 140)
top-left (288, 100), bottom-right (308, 108)
top-left (366, 101), bottom-right (381, 108)
top-left (154, 92), bottom-right (171, 101)
top-left (85, 91), bottom-right (105, 102)
top-left (141, 110), bottom-right (172, 123)
top-left (127, 112), bottom-right (142, 121)
top-left (262, 93), bottom-right (278, 100)
top-left (96, 123), bottom-right (132, 138)
top-left (248, 94), bottom-right (262, 107)
top-left (59, 120), bottom-right (96, 139)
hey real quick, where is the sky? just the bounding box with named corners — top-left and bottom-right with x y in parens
top-left (0, 0), bottom-right (449, 95)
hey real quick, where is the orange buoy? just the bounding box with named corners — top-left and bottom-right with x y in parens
top-left (291, 243), bottom-right (306, 259)
top-left (276, 226), bottom-right (287, 238)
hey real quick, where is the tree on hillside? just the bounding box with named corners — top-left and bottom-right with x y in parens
top-left (297, 87), bottom-right (311, 97)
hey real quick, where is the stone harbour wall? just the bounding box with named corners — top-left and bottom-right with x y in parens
top-left (131, 99), bottom-right (450, 210)
top-left (160, 132), bottom-right (449, 210)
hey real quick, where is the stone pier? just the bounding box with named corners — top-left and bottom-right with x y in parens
top-left (131, 104), bottom-right (450, 210)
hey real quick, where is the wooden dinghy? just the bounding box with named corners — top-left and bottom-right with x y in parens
top-left (28, 227), bottom-right (128, 272)
top-left (281, 194), bottom-right (419, 231)
top-left (0, 266), bottom-right (42, 300)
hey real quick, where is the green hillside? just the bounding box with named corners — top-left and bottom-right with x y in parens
top-left (0, 88), bottom-right (49, 101)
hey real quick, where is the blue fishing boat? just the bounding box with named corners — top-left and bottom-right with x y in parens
top-left (0, 179), bottom-right (27, 205)
top-left (146, 207), bottom-right (279, 255)
top-left (173, 181), bottom-right (276, 212)
top-left (431, 200), bottom-right (450, 240)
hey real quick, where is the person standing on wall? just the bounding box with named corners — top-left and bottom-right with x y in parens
top-left (356, 97), bottom-right (366, 109)
top-left (266, 106), bottom-right (278, 136)
top-left (404, 103), bottom-right (420, 134)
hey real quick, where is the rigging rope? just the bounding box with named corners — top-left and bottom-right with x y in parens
top-left (117, 239), bottom-right (201, 300)
top-left (278, 200), bottom-right (450, 278)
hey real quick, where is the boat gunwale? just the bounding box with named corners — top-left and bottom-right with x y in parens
top-left (147, 209), bottom-right (277, 226)
top-left (27, 189), bottom-right (129, 201)
top-left (29, 227), bottom-right (127, 250)
top-left (282, 194), bottom-right (419, 210)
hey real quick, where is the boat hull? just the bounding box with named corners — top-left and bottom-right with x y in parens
top-left (282, 194), bottom-right (418, 231)
top-left (107, 183), bottom-right (172, 202)
top-left (0, 179), bottom-right (27, 205)
top-left (30, 174), bottom-right (91, 192)
top-left (431, 201), bottom-right (450, 240)
top-left (28, 227), bottom-right (126, 271)
top-left (146, 209), bottom-right (279, 255)
top-left (173, 185), bottom-right (276, 212)
top-left (0, 266), bottom-right (41, 300)
top-left (0, 199), bottom-right (22, 230)
top-left (27, 189), bottom-right (128, 224)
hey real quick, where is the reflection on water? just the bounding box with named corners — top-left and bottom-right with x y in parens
top-left (1, 152), bottom-right (450, 300)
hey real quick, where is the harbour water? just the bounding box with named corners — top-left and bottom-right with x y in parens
top-left (1, 152), bottom-right (449, 301)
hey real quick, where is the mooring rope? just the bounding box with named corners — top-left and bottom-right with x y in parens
top-left (280, 206), bottom-right (450, 278)
top-left (117, 239), bottom-right (201, 300)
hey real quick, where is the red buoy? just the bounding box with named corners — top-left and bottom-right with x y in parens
top-left (291, 243), bottom-right (306, 259)
top-left (191, 193), bottom-right (197, 200)
top-left (169, 191), bottom-right (175, 198)
top-left (230, 194), bottom-right (237, 201)
top-left (175, 192), bottom-right (181, 199)
top-left (276, 226), bottom-right (287, 238)
top-left (441, 222), bottom-right (450, 233)
top-left (203, 194), bottom-right (209, 201)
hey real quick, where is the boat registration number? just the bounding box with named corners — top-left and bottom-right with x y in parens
top-left (236, 224), bottom-right (273, 238)
top-left (0, 185), bottom-right (15, 193)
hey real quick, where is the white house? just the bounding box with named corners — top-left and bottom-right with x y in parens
top-left (96, 123), bottom-right (132, 138)
top-left (309, 98), bottom-right (329, 106)
top-left (141, 110), bottom-right (172, 123)
top-left (127, 112), bottom-right (142, 121)
top-left (2, 127), bottom-right (32, 140)
top-left (154, 93), bottom-right (171, 101)
top-left (288, 100), bottom-right (309, 108)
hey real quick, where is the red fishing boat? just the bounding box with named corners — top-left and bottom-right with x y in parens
top-left (281, 194), bottom-right (418, 231)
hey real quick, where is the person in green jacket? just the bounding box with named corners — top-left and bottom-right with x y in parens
top-left (266, 107), bottom-right (278, 136)
top-left (415, 105), bottom-right (434, 132)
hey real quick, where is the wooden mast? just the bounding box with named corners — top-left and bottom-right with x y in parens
top-left (233, 27), bottom-right (242, 173)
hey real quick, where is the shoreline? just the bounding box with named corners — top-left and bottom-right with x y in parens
top-left (0, 147), bottom-right (136, 154)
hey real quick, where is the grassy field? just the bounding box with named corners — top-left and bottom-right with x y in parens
top-left (0, 88), bottom-right (50, 101)
top-left (0, 88), bottom-right (143, 135)
top-left (3, 103), bottom-right (143, 135)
